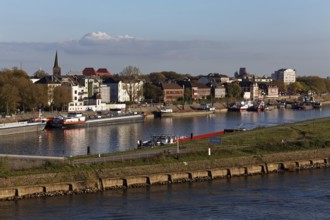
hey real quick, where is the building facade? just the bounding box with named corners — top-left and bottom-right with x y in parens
top-left (103, 78), bottom-right (144, 103)
top-left (271, 68), bottom-right (296, 84)
top-left (161, 82), bottom-right (184, 103)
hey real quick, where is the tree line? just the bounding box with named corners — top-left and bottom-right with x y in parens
top-left (1, 67), bottom-right (330, 115)
top-left (0, 68), bottom-right (72, 114)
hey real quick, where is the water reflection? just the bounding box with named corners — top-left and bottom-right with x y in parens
top-left (0, 107), bottom-right (329, 157)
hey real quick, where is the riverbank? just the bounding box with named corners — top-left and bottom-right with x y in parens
top-left (0, 155), bottom-right (328, 201)
top-left (2, 94), bottom-right (329, 123)
top-left (1, 116), bottom-right (330, 200)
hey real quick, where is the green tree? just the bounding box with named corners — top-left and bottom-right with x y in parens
top-left (225, 82), bottom-right (243, 99)
top-left (287, 82), bottom-right (306, 95)
top-left (297, 76), bottom-right (326, 94)
top-left (143, 82), bottom-right (162, 103)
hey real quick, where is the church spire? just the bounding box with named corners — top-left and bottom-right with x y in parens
top-left (54, 51), bottom-right (59, 68)
top-left (53, 51), bottom-right (61, 77)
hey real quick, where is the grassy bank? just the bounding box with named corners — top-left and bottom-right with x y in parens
top-left (1, 117), bottom-right (330, 188)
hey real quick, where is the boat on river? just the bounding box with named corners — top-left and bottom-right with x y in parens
top-left (137, 134), bottom-right (178, 148)
top-left (159, 108), bottom-right (174, 117)
top-left (228, 101), bottom-right (253, 111)
top-left (85, 112), bottom-right (145, 126)
top-left (0, 119), bottom-right (47, 136)
top-left (48, 112), bottom-right (145, 128)
top-left (49, 113), bottom-right (86, 128)
top-left (158, 106), bottom-right (215, 118)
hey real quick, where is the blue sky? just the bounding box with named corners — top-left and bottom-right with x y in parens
top-left (0, 0), bottom-right (329, 77)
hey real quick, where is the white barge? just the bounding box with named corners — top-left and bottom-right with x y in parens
top-left (0, 120), bottom-right (47, 136)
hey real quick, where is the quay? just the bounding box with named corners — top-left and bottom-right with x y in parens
top-left (0, 157), bottom-right (328, 201)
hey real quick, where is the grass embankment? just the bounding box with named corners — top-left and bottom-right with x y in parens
top-left (1, 117), bottom-right (330, 188)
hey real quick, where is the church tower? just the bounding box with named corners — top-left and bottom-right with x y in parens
top-left (53, 51), bottom-right (61, 77)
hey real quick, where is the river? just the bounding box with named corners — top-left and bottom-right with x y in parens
top-left (1, 106), bottom-right (330, 157)
top-left (1, 168), bottom-right (329, 219)
top-left (2, 107), bottom-right (330, 219)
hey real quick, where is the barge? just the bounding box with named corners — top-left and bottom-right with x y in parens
top-left (0, 120), bottom-right (47, 136)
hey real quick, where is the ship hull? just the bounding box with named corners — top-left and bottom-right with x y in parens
top-left (0, 121), bottom-right (47, 136)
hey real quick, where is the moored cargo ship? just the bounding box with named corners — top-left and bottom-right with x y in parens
top-left (48, 112), bottom-right (145, 128)
top-left (0, 120), bottom-right (47, 136)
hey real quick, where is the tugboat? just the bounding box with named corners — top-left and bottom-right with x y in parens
top-left (49, 113), bottom-right (86, 128)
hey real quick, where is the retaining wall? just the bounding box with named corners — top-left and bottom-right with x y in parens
top-left (1, 157), bottom-right (329, 201)
top-left (208, 168), bottom-right (228, 179)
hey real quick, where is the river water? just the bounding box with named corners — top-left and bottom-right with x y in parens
top-left (1, 168), bottom-right (330, 219)
top-left (1, 107), bottom-right (330, 219)
top-left (1, 106), bottom-right (330, 157)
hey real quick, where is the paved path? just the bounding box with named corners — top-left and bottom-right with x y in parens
top-left (0, 154), bottom-right (65, 160)
top-left (72, 148), bottom-right (180, 165)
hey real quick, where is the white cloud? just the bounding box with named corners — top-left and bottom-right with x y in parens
top-left (83, 32), bottom-right (112, 40)
top-left (79, 31), bottom-right (136, 45)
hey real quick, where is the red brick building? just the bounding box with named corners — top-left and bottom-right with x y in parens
top-left (190, 82), bottom-right (211, 100)
top-left (161, 83), bottom-right (184, 103)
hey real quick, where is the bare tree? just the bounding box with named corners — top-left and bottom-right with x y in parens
top-left (119, 66), bottom-right (144, 102)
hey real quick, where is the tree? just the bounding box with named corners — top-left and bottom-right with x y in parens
top-left (297, 76), bottom-right (326, 94)
top-left (0, 84), bottom-right (20, 114)
top-left (143, 81), bottom-right (162, 103)
top-left (225, 82), bottom-right (243, 99)
top-left (287, 82), bottom-right (306, 95)
top-left (33, 69), bottom-right (49, 78)
top-left (119, 66), bottom-right (144, 102)
top-left (149, 72), bottom-right (166, 84)
top-left (11, 67), bottom-right (29, 79)
top-left (0, 68), bottom-right (30, 113)
top-left (272, 80), bottom-right (287, 95)
top-left (53, 86), bottom-right (72, 111)
top-left (32, 84), bottom-right (49, 110)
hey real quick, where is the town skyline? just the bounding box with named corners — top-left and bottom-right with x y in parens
top-left (0, 0), bottom-right (329, 77)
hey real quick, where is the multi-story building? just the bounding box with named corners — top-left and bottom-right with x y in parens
top-left (103, 77), bottom-right (144, 103)
top-left (161, 82), bottom-right (184, 103)
top-left (198, 73), bottom-right (230, 85)
top-left (212, 86), bottom-right (226, 99)
top-left (266, 85), bottom-right (279, 98)
top-left (271, 68), bottom-right (296, 84)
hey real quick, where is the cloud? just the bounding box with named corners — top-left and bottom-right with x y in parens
top-left (79, 31), bottom-right (135, 45)
top-left (59, 32), bottom-right (229, 61)
top-left (1, 31), bottom-right (328, 76)
top-left (0, 32), bottom-right (269, 75)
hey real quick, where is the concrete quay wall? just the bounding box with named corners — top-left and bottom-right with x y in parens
top-left (1, 157), bottom-right (329, 200)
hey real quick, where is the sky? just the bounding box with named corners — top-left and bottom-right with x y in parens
top-left (0, 0), bottom-right (329, 77)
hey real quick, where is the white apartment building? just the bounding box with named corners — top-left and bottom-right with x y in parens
top-left (104, 78), bottom-right (144, 103)
top-left (271, 68), bottom-right (296, 84)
